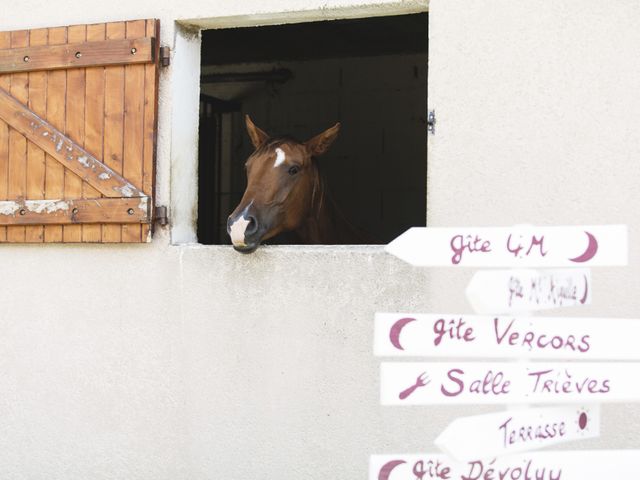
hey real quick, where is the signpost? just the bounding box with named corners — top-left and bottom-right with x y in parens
top-left (374, 313), bottom-right (640, 360)
top-left (371, 450), bottom-right (640, 480)
top-left (434, 405), bottom-right (600, 460)
top-left (465, 268), bottom-right (591, 314)
top-left (381, 361), bottom-right (640, 405)
top-left (372, 224), bottom-right (632, 479)
top-left (385, 225), bottom-right (627, 267)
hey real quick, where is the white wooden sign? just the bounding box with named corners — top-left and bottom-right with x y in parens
top-left (385, 225), bottom-right (627, 267)
top-left (374, 313), bottom-right (640, 360)
top-left (380, 362), bottom-right (640, 405)
top-left (370, 450), bottom-right (640, 480)
top-left (434, 405), bottom-right (600, 461)
top-left (465, 268), bottom-right (591, 314)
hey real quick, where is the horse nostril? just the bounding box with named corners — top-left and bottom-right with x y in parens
top-left (245, 215), bottom-right (258, 235)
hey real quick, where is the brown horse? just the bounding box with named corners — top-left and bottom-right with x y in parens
top-left (227, 115), bottom-right (365, 253)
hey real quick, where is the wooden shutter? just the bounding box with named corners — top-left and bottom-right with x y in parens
top-left (0, 19), bottom-right (159, 243)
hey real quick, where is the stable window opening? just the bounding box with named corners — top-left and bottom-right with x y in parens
top-left (197, 13), bottom-right (428, 246)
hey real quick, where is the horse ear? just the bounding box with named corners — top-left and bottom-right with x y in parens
top-left (245, 115), bottom-right (269, 148)
top-left (305, 122), bottom-right (341, 157)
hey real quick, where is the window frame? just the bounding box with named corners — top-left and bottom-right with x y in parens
top-left (169, 3), bottom-right (429, 245)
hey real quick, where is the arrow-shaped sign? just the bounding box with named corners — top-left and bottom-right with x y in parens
top-left (374, 313), bottom-right (640, 359)
top-left (381, 362), bottom-right (640, 405)
top-left (385, 225), bottom-right (627, 267)
top-left (370, 450), bottom-right (640, 480)
top-left (434, 405), bottom-right (600, 461)
top-left (465, 268), bottom-right (591, 314)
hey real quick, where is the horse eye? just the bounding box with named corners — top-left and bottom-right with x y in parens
top-left (288, 166), bottom-right (300, 176)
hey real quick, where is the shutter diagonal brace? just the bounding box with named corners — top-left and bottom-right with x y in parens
top-left (0, 86), bottom-right (144, 198)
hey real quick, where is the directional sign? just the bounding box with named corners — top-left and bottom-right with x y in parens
top-left (370, 450), bottom-right (640, 480)
top-left (465, 268), bottom-right (591, 314)
top-left (434, 405), bottom-right (600, 461)
top-left (385, 225), bottom-right (627, 267)
top-left (380, 362), bottom-right (640, 405)
top-left (374, 313), bottom-right (640, 360)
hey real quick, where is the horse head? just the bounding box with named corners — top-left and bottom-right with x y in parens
top-left (227, 115), bottom-right (340, 253)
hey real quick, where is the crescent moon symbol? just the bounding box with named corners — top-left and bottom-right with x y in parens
top-left (389, 317), bottom-right (417, 350)
top-left (580, 274), bottom-right (589, 304)
top-left (569, 231), bottom-right (598, 263)
top-left (378, 460), bottom-right (406, 480)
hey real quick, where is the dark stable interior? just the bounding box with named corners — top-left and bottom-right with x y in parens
top-left (198, 13), bottom-right (428, 245)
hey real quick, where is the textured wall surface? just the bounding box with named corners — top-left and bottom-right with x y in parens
top-left (427, 0), bottom-right (640, 465)
top-left (1, 0), bottom-right (639, 478)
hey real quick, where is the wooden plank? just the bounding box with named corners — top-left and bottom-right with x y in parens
top-left (82, 23), bottom-right (106, 242)
top-left (0, 37), bottom-right (155, 74)
top-left (122, 19), bottom-right (146, 242)
top-left (43, 26), bottom-right (66, 242)
top-left (0, 196), bottom-right (150, 224)
top-left (25, 28), bottom-right (47, 242)
top-left (102, 21), bottom-right (126, 243)
top-left (63, 24), bottom-right (86, 242)
top-left (0, 87), bottom-right (145, 198)
top-left (141, 19), bottom-right (159, 243)
top-left (7, 29), bottom-right (28, 242)
top-left (0, 19), bottom-right (157, 243)
top-left (0, 31), bottom-right (10, 242)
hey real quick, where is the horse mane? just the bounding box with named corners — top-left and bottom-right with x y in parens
top-left (304, 162), bottom-right (374, 244)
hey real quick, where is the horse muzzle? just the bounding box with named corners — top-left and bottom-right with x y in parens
top-left (227, 206), bottom-right (265, 253)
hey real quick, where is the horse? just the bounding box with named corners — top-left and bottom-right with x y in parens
top-left (227, 115), bottom-right (366, 253)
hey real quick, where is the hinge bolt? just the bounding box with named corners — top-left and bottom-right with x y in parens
top-left (427, 110), bottom-right (436, 135)
top-left (159, 46), bottom-right (171, 67)
top-left (154, 205), bottom-right (168, 226)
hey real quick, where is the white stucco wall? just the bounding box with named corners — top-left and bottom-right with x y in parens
top-left (0, 0), bottom-right (639, 478)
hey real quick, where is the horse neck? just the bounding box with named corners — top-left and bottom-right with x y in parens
top-left (294, 167), bottom-right (363, 244)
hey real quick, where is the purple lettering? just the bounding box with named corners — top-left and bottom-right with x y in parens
top-left (528, 369), bottom-right (554, 392)
top-left (493, 318), bottom-right (515, 345)
top-left (412, 459), bottom-right (451, 480)
top-left (461, 460), bottom-right (484, 480)
top-left (526, 235), bottom-right (548, 257)
top-left (434, 317), bottom-right (475, 346)
top-left (506, 234), bottom-right (524, 258)
top-left (441, 369), bottom-right (464, 397)
top-left (578, 335), bottom-right (591, 353)
top-left (450, 234), bottom-right (492, 265)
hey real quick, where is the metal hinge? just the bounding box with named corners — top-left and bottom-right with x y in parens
top-left (159, 46), bottom-right (171, 67)
top-left (427, 110), bottom-right (436, 135)
top-left (154, 205), bottom-right (168, 226)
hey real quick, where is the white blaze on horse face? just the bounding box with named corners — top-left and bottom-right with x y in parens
top-left (229, 202), bottom-right (253, 246)
top-left (274, 147), bottom-right (286, 168)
